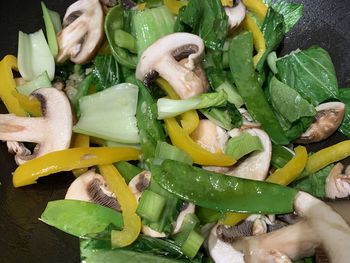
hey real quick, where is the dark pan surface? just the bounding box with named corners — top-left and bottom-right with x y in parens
top-left (0, 0), bottom-right (349, 262)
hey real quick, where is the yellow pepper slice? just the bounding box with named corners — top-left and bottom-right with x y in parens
top-left (13, 147), bottom-right (140, 187)
top-left (305, 140), bottom-right (350, 175)
top-left (165, 117), bottom-right (236, 166)
top-left (164, 0), bottom-right (188, 15)
top-left (156, 78), bottom-right (199, 134)
top-left (71, 134), bottom-right (90, 177)
top-left (242, 0), bottom-right (268, 20)
top-left (0, 55), bottom-right (26, 116)
top-left (221, 146), bottom-right (307, 225)
top-left (11, 91), bottom-right (41, 117)
top-left (99, 165), bottom-right (141, 247)
top-left (242, 14), bottom-right (266, 67)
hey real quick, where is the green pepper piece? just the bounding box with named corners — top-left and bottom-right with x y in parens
top-left (105, 5), bottom-right (138, 69)
top-left (228, 31), bottom-right (289, 145)
top-left (152, 160), bottom-right (297, 214)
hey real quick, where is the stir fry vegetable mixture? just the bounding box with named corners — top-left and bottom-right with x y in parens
top-left (1, 0), bottom-right (350, 262)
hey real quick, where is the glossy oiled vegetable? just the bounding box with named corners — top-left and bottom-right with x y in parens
top-left (229, 31), bottom-right (288, 145)
top-left (152, 160), bottom-right (297, 214)
top-left (13, 147), bottom-right (140, 187)
top-left (40, 200), bottom-right (123, 238)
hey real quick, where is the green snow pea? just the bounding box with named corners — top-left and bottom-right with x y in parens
top-left (152, 160), bottom-right (297, 214)
top-left (229, 31), bottom-right (289, 145)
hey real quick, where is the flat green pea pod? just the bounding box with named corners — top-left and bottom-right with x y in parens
top-left (229, 31), bottom-right (289, 145)
top-left (40, 200), bottom-right (123, 238)
top-left (105, 5), bottom-right (138, 69)
top-left (152, 160), bottom-right (297, 214)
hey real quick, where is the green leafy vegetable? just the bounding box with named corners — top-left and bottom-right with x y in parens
top-left (18, 29), bottom-right (55, 81)
top-left (225, 131), bottom-right (263, 160)
top-left (41, 2), bottom-right (58, 58)
top-left (91, 55), bottom-right (122, 91)
top-left (263, 0), bottom-right (303, 32)
top-left (16, 71), bottom-right (51, 95)
top-left (152, 159), bottom-right (297, 214)
top-left (256, 7), bottom-right (285, 71)
top-left (229, 31), bottom-right (288, 145)
top-left (174, 0), bottom-right (228, 50)
top-left (115, 161), bottom-right (142, 183)
top-left (276, 46), bottom-right (339, 105)
top-left (271, 144), bottom-right (294, 169)
top-left (73, 83), bottom-right (140, 143)
top-left (292, 165), bottom-right (334, 198)
top-left (157, 90), bottom-right (227, 119)
top-left (154, 141), bottom-right (193, 165)
top-left (133, 6), bottom-right (175, 56)
top-left (40, 200), bottom-right (123, 238)
top-left (339, 88), bottom-right (350, 137)
top-left (269, 76), bottom-right (316, 123)
top-left (200, 102), bottom-right (242, 130)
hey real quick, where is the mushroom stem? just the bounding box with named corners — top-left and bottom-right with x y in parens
top-left (225, 0), bottom-right (246, 30)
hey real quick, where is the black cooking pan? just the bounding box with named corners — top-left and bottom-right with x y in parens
top-left (0, 0), bottom-right (349, 262)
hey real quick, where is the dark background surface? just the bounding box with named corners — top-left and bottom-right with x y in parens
top-left (0, 0), bottom-right (349, 262)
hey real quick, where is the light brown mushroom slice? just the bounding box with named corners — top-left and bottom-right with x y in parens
top-left (65, 170), bottom-right (121, 212)
top-left (57, 0), bottom-right (104, 64)
top-left (325, 163), bottom-right (350, 199)
top-left (0, 88), bottom-right (72, 164)
top-left (296, 102), bottom-right (345, 144)
top-left (225, 128), bottom-right (272, 181)
top-left (128, 170), bottom-right (151, 202)
top-left (136, 33), bottom-right (206, 99)
top-left (172, 203), bottom-right (196, 234)
top-left (225, 0), bottom-right (246, 31)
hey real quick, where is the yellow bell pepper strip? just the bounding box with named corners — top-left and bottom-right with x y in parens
top-left (165, 117), bottom-right (236, 166)
top-left (12, 147), bottom-right (140, 187)
top-left (11, 91), bottom-right (41, 117)
top-left (156, 78), bottom-right (199, 134)
top-left (221, 146), bottom-right (307, 225)
top-left (0, 55), bottom-right (26, 116)
top-left (164, 0), bottom-right (188, 15)
top-left (305, 140), bottom-right (350, 176)
top-left (242, 0), bottom-right (268, 20)
top-left (71, 134), bottom-right (90, 177)
top-left (99, 164), bottom-right (141, 247)
top-left (242, 14), bottom-right (266, 67)
top-left (221, 0), bottom-right (234, 7)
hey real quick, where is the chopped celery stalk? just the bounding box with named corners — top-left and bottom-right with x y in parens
top-left (115, 161), bottom-right (142, 183)
top-left (154, 141), bottom-right (193, 165)
top-left (217, 81), bottom-right (244, 108)
top-left (133, 6), bottom-right (175, 56)
top-left (181, 230), bottom-right (204, 259)
top-left (18, 29), bottom-right (55, 81)
top-left (41, 2), bottom-right (58, 57)
top-left (226, 131), bottom-right (263, 160)
top-left (73, 83), bottom-right (140, 144)
top-left (48, 10), bottom-right (62, 33)
top-left (104, 140), bottom-right (141, 150)
top-left (174, 213), bottom-right (200, 246)
top-left (271, 144), bottom-right (295, 169)
top-left (16, 71), bottom-right (51, 95)
top-left (137, 190), bottom-right (166, 222)
top-left (157, 90), bottom-right (227, 119)
top-left (113, 29), bottom-right (137, 53)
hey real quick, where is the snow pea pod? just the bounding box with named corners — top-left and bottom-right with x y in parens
top-left (229, 31), bottom-right (289, 145)
top-left (105, 5), bottom-right (138, 69)
top-left (152, 160), bottom-right (297, 214)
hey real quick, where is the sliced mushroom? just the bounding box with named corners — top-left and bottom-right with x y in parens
top-left (0, 88), bottom-right (72, 164)
top-left (57, 0), bottom-right (104, 64)
top-left (224, 128), bottom-right (272, 181)
top-left (128, 170), bottom-right (151, 201)
top-left (136, 33), bottom-right (206, 99)
top-left (172, 202), bottom-right (196, 234)
top-left (239, 108), bottom-right (261, 129)
top-left (215, 192), bottom-right (350, 263)
top-left (325, 162), bottom-right (350, 199)
top-left (191, 119), bottom-right (229, 154)
top-left (6, 141), bottom-right (31, 164)
top-left (65, 170), bottom-right (121, 211)
top-left (225, 0), bottom-right (246, 30)
top-left (296, 102), bottom-right (345, 144)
